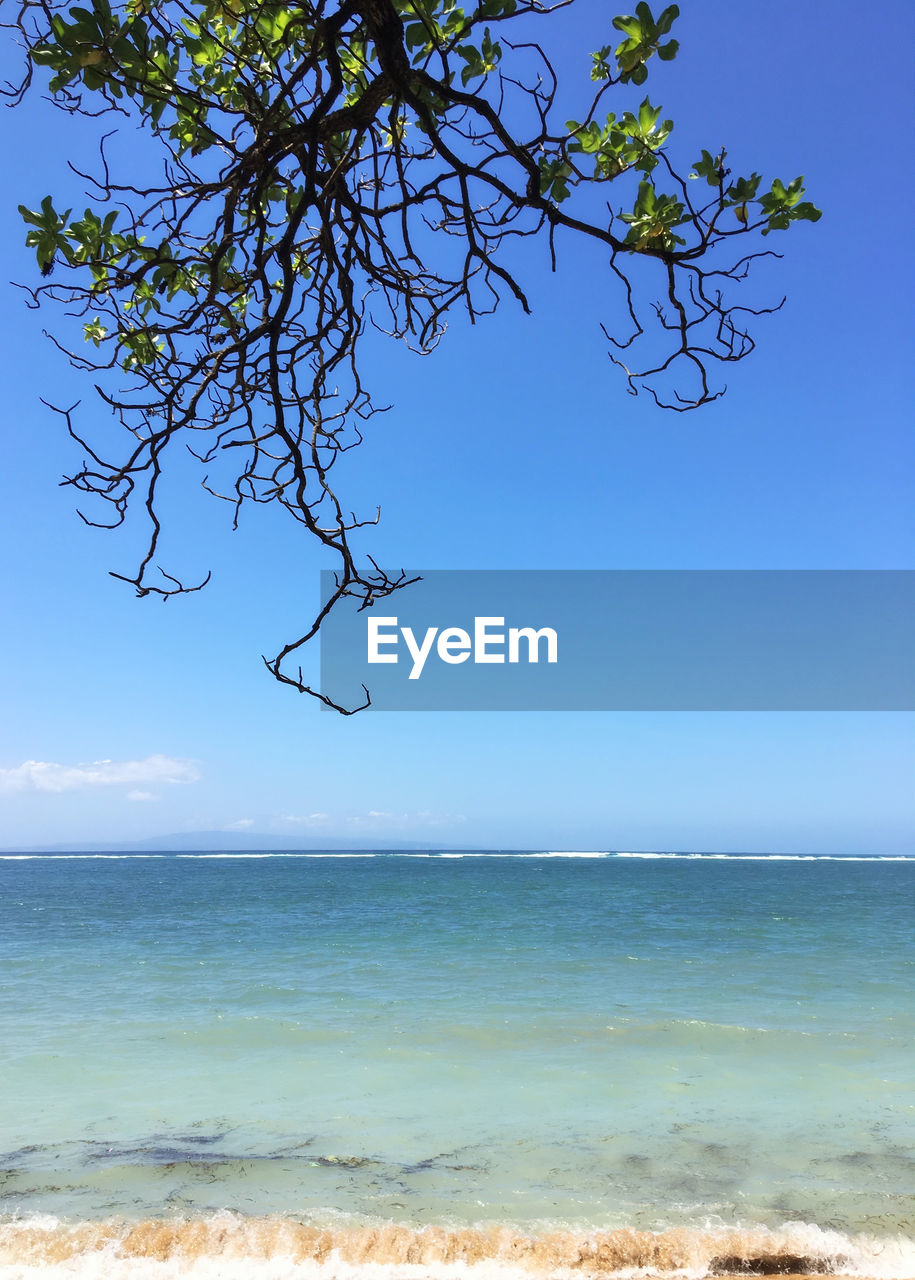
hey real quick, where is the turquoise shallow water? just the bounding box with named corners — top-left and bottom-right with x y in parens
top-left (0, 851), bottom-right (912, 1276)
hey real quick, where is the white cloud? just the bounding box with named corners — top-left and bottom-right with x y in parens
top-left (0, 754), bottom-right (200, 794)
top-left (223, 818), bottom-right (254, 830)
top-left (347, 810), bottom-right (466, 830)
top-left (127, 790), bottom-right (158, 803)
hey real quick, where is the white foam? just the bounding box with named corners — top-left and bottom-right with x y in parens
top-left (540, 852), bottom-right (612, 858)
top-left (1, 1216), bottom-right (913, 1279)
top-left (615, 852), bottom-right (914, 861)
top-left (1, 851), bottom-right (911, 863)
top-left (0, 1235), bottom-right (913, 1279)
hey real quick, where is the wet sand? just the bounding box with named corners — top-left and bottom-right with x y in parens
top-left (0, 1217), bottom-right (902, 1278)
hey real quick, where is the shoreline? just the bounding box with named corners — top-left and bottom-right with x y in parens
top-left (0, 1215), bottom-right (911, 1279)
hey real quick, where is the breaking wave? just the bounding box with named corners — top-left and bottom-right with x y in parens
top-left (613, 853), bottom-right (914, 862)
top-left (0, 1215), bottom-right (913, 1279)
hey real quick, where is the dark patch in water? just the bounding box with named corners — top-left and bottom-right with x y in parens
top-left (0, 1144), bottom-right (43, 1162)
top-left (314, 1155), bottom-right (377, 1170)
top-left (710, 1255), bottom-right (831, 1275)
top-left (622, 1153), bottom-right (652, 1168)
top-left (84, 1139), bottom-right (319, 1168)
top-left (150, 1132), bottom-right (229, 1147)
top-left (270, 1138), bottom-right (316, 1155)
top-left (401, 1147), bottom-right (486, 1175)
top-left (85, 1144), bottom-right (234, 1165)
top-left (0, 1142), bottom-right (61, 1173)
top-left (402, 1159), bottom-right (484, 1174)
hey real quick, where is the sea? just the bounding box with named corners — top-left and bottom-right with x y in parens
top-left (0, 850), bottom-right (912, 1279)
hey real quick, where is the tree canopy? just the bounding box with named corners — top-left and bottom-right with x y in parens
top-left (4, 0), bottom-right (820, 708)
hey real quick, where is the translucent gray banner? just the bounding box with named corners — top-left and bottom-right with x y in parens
top-left (318, 570), bottom-right (914, 711)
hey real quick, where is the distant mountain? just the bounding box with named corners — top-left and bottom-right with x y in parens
top-left (2, 831), bottom-right (466, 853)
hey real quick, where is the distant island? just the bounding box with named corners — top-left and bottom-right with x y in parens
top-left (0, 831), bottom-right (466, 854)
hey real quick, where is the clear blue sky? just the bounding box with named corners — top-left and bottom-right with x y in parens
top-left (1, 0), bottom-right (913, 852)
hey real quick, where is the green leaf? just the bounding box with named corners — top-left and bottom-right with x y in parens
top-left (590, 44), bottom-right (612, 81)
top-left (405, 22), bottom-right (429, 49)
top-left (637, 97), bottom-right (660, 133)
top-left (792, 201), bottom-right (822, 223)
top-left (612, 15), bottom-right (642, 38)
top-left (692, 149), bottom-right (723, 185)
top-left (83, 317), bottom-right (107, 346)
top-left (727, 173), bottom-right (762, 202)
top-left (655, 4), bottom-right (679, 35)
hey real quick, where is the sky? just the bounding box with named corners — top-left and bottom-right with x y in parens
top-left (0, 0), bottom-right (913, 853)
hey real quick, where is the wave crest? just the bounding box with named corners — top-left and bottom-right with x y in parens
top-left (1, 1215), bottom-right (913, 1278)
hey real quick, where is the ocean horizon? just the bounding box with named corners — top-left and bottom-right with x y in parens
top-left (4, 849), bottom-right (914, 859)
